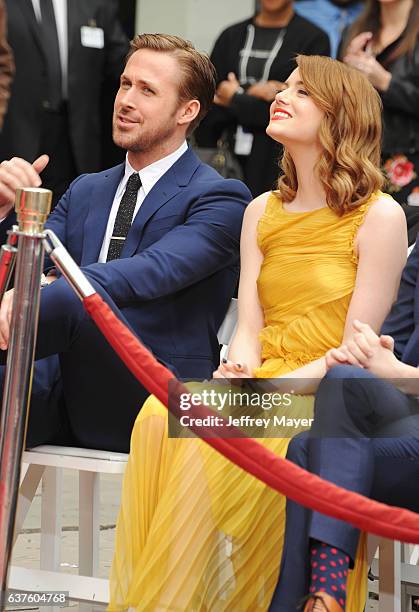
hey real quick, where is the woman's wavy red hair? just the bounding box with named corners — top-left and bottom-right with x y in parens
top-left (277, 55), bottom-right (384, 215)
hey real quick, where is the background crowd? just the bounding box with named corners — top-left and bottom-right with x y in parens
top-left (0, 0), bottom-right (417, 229)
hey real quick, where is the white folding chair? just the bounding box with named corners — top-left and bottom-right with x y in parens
top-left (217, 297), bottom-right (238, 359)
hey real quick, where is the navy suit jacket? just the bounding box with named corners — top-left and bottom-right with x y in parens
top-left (41, 147), bottom-right (251, 379)
top-left (382, 235), bottom-right (419, 366)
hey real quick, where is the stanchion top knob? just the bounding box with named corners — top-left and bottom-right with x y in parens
top-left (15, 188), bottom-right (52, 234)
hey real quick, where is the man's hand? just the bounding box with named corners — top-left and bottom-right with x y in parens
top-left (326, 323), bottom-right (399, 374)
top-left (247, 80), bottom-right (285, 102)
top-left (214, 73), bottom-right (241, 107)
top-left (0, 275), bottom-right (56, 351)
top-left (344, 320), bottom-right (403, 379)
top-left (0, 155), bottom-right (49, 219)
top-left (0, 288), bottom-right (14, 350)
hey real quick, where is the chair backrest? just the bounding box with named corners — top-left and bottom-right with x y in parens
top-left (217, 297), bottom-right (238, 355)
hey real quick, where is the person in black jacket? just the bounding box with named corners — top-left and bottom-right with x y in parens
top-left (194, 0), bottom-right (330, 197)
top-left (341, 0), bottom-right (419, 243)
top-left (0, 0), bottom-right (129, 210)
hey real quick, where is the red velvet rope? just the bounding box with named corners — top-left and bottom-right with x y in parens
top-left (84, 292), bottom-right (419, 543)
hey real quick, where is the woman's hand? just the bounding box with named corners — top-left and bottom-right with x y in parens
top-left (345, 31), bottom-right (373, 56)
top-left (344, 51), bottom-right (392, 91)
top-left (343, 32), bottom-right (391, 91)
top-left (213, 358), bottom-right (252, 379)
top-left (325, 346), bottom-right (352, 370)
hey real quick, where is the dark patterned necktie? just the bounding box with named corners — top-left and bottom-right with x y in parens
top-left (40, 0), bottom-right (62, 110)
top-left (106, 173), bottom-right (142, 261)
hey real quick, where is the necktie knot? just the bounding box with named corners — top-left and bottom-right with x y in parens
top-left (126, 172), bottom-right (142, 191)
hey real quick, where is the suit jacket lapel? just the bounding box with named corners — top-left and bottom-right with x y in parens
top-left (122, 147), bottom-right (201, 257)
top-left (17, 0), bottom-right (46, 60)
top-left (82, 164), bottom-right (125, 265)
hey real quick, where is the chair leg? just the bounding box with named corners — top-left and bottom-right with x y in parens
top-left (78, 471), bottom-right (100, 576)
top-left (14, 464), bottom-right (45, 545)
top-left (379, 538), bottom-right (401, 612)
top-left (367, 534), bottom-right (380, 567)
top-left (40, 466), bottom-right (63, 571)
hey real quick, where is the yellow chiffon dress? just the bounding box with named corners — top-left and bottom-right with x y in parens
top-left (109, 191), bottom-right (394, 611)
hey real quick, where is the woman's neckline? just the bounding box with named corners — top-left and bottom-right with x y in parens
top-left (279, 199), bottom-right (329, 215)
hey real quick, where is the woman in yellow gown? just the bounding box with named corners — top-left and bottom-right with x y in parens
top-left (109, 55), bottom-right (407, 611)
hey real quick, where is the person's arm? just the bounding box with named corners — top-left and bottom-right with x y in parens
top-left (344, 34), bottom-right (419, 116)
top-left (0, 179), bottom-right (251, 349)
top-left (332, 319), bottom-right (419, 395)
top-left (0, 0), bottom-right (14, 130)
top-left (380, 236), bottom-right (419, 358)
top-left (215, 193), bottom-right (268, 378)
top-left (45, 173), bottom-right (86, 240)
top-left (77, 180), bottom-right (250, 303)
top-left (278, 197), bottom-right (408, 391)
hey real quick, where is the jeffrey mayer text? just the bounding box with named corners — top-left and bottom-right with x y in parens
top-left (179, 415), bottom-right (314, 429)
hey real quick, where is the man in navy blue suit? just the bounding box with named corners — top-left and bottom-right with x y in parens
top-left (270, 239), bottom-right (419, 611)
top-left (0, 34), bottom-right (251, 453)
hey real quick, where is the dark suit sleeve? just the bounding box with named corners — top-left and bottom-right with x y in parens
top-left (43, 174), bottom-right (87, 269)
top-left (381, 238), bottom-right (419, 359)
top-left (79, 180), bottom-right (250, 304)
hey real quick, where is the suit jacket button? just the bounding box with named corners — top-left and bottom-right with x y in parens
top-left (42, 100), bottom-right (51, 110)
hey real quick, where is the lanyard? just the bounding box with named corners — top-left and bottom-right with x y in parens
top-left (238, 24), bottom-right (286, 84)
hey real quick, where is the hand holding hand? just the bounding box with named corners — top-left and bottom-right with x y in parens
top-left (325, 322), bottom-right (396, 372)
top-left (345, 320), bottom-right (402, 379)
top-left (325, 345), bottom-right (353, 370)
top-left (0, 155), bottom-right (49, 219)
top-left (214, 73), bottom-right (241, 107)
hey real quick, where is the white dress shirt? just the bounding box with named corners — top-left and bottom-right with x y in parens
top-left (31, 0), bottom-right (68, 99)
top-left (98, 141), bottom-right (188, 263)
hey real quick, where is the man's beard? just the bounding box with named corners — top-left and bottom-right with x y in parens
top-left (113, 114), bottom-right (178, 154)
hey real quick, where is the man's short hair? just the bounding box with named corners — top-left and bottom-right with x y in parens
top-left (128, 33), bottom-right (216, 134)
